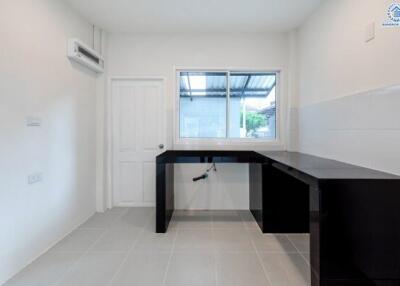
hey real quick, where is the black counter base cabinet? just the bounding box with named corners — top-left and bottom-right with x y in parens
top-left (317, 180), bottom-right (400, 286)
top-left (155, 163), bottom-right (174, 233)
top-left (156, 150), bottom-right (400, 286)
top-left (251, 163), bottom-right (310, 233)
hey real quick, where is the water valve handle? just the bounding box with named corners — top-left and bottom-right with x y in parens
top-left (192, 173), bottom-right (208, 182)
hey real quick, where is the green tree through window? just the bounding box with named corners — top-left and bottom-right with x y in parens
top-left (240, 111), bottom-right (267, 135)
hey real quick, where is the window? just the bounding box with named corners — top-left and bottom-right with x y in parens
top-left (178, 71), bottom-right (277, 140)
top-left (179, 72), bottom-right (227, 138)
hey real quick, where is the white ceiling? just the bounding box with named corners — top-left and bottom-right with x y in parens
top-left (65, 0), bottom-right (323, 33)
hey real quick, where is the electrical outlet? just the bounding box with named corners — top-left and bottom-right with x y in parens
top-left (28, 173), bottom-right (43, 185)
top-left (27, 117), bottom-right (42, 127)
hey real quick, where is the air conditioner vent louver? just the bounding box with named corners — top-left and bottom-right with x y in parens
top-left (67, 38), bottom-right (104, 73)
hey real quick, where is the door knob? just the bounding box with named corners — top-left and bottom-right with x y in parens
top-left (158, 144), bottom-right (164, 149)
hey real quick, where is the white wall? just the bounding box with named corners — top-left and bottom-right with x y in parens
top-left (107, 33), bottom-right (292, 209)
top-left (296, 0), bottom-right (400, 175)
top-left (0, 1), bottom-right (98, 284)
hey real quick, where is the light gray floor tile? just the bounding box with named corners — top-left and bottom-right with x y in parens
top-left (173, 210), bottom-right (213, 217)
top-left (174, 228), bottom-right (214, 253)
top-left (212, 210), bottom-right (246, 229)
top-left (50, 228), bottom-right (104, 252)
top-left (104, 207), bottom-right (130, 216)
top-left (56, 252), bottom-right (125, 286)
top-left (259, 252), bottom-right (310, 286)
top-left (90, 227), bottom-right (141, 252)
top-left (164, 253), bottom-right (216, 286)
top-left (216, 252), bottom-right (271, 286)
top-left (142, 215), bottom-right (157, 232)
top-left (79, 212), bottom-right (121, 229)
top-left (110, 251), bottom-right (170, 286)
top-left (126, 207), bottom-right (155, 218)
top-left (172, 210), bottom-right (213, 229)
top-left (213, 228), bottom-right (254, 252)
top-left (7, 208), bottom-right (312, 286)
top-left (249, 230), bottom-right (297, 253)
top-left (238, 210), bottom-right (260, 229)
top-left (111, 208), bottom-right (154, 229)
top-left (134, 228), bottom-right (177, 252)
top-left (287, 234), bottom-right (310, 252)
top-left (4, 252), bottom-right (82, 286)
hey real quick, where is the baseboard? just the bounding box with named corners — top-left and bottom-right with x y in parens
top-left (114, 202), bottom-right (155, 207)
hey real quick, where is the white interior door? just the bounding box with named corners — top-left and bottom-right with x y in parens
top-left (111, 78), bottom-right (165, 206)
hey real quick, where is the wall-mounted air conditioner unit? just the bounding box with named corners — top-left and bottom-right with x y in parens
top-left (67, 38), bottom-right (104, 73)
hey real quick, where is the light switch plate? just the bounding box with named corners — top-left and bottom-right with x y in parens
top-left (365, 22), bottom-right (375, 42)
top-left (28, 173), bottom-right (43, 184)
top-left (27, 116), bottom-right (42, 127)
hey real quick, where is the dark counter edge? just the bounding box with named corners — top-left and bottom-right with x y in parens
top-left (156, 150), bottom-right (400, 180)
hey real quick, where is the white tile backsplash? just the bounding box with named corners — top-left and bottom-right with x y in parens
top-left (298, 85), bottom-right (400, 176)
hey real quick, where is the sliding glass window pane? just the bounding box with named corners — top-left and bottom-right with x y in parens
top-left (229, 73), bottom-right (276, 139)
top-left (179, 72), bottom-right (227, 138)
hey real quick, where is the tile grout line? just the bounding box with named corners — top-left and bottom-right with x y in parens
top-left (285, 234), bottom-right (310, 265)
top-left (251, 238), bottom-right (274, 286)
top-left (53, 210), bottom-right (128, 286)
top-left (299, 252), bottom-right (310, 266)
top-left (106, 213), bottom-right (153, 286)
top-left (240, 211), bottom-right (251, 234)
top-left (52, 227), bottom-right (109, 286)
top-left (286, 234), bottom-right (312, 285)
top-left (160, 218), bottom-right (179, 286)
top-left (79, 209), bottom-right (128, 230)
top-left (285, 235), bottom-right (300, 251)
top-left (211, 212), bottom-right (219, 286)
top-left (240, 211), bottom-right (250, 231)
top-left (244, 211), bottom-right (274, 286)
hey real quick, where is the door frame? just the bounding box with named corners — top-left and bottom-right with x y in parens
top-left (105, 76), bottom-right (167, 210)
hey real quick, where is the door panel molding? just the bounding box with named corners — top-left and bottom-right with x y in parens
top-left (106, 76), bottom-right (166, 209)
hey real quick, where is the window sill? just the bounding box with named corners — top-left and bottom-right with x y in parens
top-left (173, 138), bottom-right (285, 151)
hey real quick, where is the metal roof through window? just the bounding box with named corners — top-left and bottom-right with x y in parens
top-left (179, 72), bottom-right (276, 98)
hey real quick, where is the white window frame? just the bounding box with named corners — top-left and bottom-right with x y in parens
top-left (174, 67), bottom-right (286, 149)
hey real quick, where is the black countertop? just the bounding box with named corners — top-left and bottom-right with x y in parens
top-left (257, 151), bottom-right (399, 180)
top-left (157, 150), bottom-right (399, 180)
